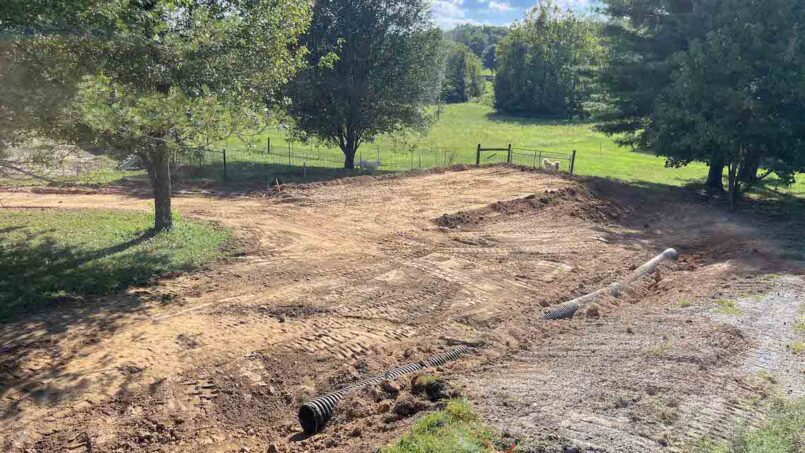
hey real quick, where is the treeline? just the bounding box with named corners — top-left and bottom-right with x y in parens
top-left (494, 3), bottom-right (603, 116)
top-left (2, 0), bottom-right (803, 224)
top-left (446, 24), bottom-right (508, 72)
top-left (444, 0), bottom-right (804, 201)
top-left (598, 0), bottom-right (805, 203)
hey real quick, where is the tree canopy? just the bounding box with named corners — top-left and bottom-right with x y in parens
top-left (441, 42), bottom-right (485, 104)
top-left (0, 0), bottom-right (311, 230)
top-left (285, 0), bottom-right (444, 169)
top-left (598, 0), bottom-right (805, 199)
top-left (446, 24), bottom-right (508, 69)
top-left (494, 0), bottom-right (603, 117)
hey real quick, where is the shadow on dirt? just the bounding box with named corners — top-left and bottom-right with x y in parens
top-left (0, 228), bottom-right (175, 420)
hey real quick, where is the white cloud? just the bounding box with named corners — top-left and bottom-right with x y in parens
top-left (488, 1), bottom-right (513, 12)
top-left (555, 0), bottom-right (594, 10)
top-left (431, 0), bottom-right (466, 27)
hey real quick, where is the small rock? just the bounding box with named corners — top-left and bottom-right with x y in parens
top-left (381, 380), bottom-right (400, 395)
top-left (267, 443), bottom-right (279, 453)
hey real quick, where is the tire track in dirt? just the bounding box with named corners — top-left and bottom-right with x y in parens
top-left (5, 167), bottom-right (795, 452)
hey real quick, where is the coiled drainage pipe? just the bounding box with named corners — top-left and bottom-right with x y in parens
top-left (298, 345), bottom-right (472, 434)
top-left (542, 248), bottom-right (678, 321)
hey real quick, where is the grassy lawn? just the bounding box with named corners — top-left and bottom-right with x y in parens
top-left (229, 103), bottom-right (804, 195)
top-left (382, 400), bottom-right (498, 453)
top-left (0, 209), bottom-right (230, 321)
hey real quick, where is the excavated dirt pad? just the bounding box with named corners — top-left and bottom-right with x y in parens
top-left (459, 184), bottom-right (805, 452)
top-left (0, 166), bottom-right (802, 452)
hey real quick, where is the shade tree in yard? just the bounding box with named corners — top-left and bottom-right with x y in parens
top-left (598, 0), bottom-right (805, 199)
top-left (0, 0), bottom-right (311, 230)
top-left (285, 0), bottom-right (445, 169)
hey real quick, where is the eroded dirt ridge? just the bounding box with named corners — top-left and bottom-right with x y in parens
top-left (0, 166), bottom-right (802, 452)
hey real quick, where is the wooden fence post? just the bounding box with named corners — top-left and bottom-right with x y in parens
top-left (507, 144), bottom-right (512, 164)
top-left (476, 144), bottom-right (481, 166)
top-left (570, 150), bottom-right (577, 175)
top-left (222, 149), bottom-right (227, 180)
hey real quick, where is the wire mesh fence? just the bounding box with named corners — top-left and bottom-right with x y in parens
top-left (170, 143), bottom-right (576, 184)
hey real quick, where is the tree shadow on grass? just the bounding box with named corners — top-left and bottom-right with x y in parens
top-left (482, 111), bottom-right (583, 127)
top-left (0, 228), bottom-right (176, 420)
top-left (170, 161), bottom-right (401, 194)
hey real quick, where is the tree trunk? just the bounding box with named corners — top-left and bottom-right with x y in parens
top-left (727, 159), bottom-right (739, 211)
top-left (341, 139), bottom-right (358, 170)
top-left (706, 155), bottom-right (724, 191)
top-left (145, 148), bottom-right (173, 231)
top-left (738, 153), bottom-right (760, 185)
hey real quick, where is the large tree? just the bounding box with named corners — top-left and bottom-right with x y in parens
top-left (599, 0), bottom-right (805, 196)
top-left (651, 0), bottom-right (805, 205)
top-left (494, 0), bottom-right (603, 117)
top-left (285, 0), bottom-right (444, 169)
top-left (446, 24), bottom-right (508, 67)
top-left (0, 0), bottom-right (310, 230)
top-left (441, 42), bottom-right (485, 104)
top-left (597, 0), bottom-right (724, 188)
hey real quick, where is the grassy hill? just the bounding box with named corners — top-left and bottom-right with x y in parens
top-left (229, 103), bottom-right (803, 195)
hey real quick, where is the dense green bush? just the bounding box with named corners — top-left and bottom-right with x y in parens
top-left (494, 1), bottom-right (603, 117)
top-left (441, 43), bottom-right (485, 104)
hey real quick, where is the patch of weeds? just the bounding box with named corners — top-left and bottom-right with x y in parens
top-left (756, 370), bottom-right (778, 386)
top-left (793, 316), bottom-right (805, 334)
top-left (697, 398), bottom-right (805, 453)
top-left (657, 407), bottom-right (680, 426)
top-left (714, 299), bottom-right (742, 316)
top-left (411, 374), bottom-right (449, 402)
top-left (382, 399), bottom-right (497, 453)
top-left (643, 340), bottom-right (673, 357)
top-left (679, 299), bottom-right (693, 308)
top-left (789, 341), bottom-right (805, 355)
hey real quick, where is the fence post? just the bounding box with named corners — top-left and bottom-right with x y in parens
top-left (222, 149), bottom-right (228, 180)
top-left (267, 137), bottom-right (271, 154)
top-left (570, 150), bottom-right (577, 175)
top-left (288, 143), bottom-right (292, 170)
top-left (476, 144), bottom-right (481, 166)
top-left (507, 144), bottom-right (512, 164)
top-left (532, 151), bottom-right (537, 169)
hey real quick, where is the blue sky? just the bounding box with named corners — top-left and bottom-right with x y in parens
top-left (431, 0), bottom-right (598, 28)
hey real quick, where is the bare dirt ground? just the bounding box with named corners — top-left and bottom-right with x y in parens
top-left (0, 166), bottom-right (802, 452)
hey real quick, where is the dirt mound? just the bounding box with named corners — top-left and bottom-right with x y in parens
top-left (435, 185), bottom-right (627, 229)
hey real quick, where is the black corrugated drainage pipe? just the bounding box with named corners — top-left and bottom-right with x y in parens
top-left (542, 248), bottom-right (679, 321)
top-left (298, 346), bottom-right (472, 434)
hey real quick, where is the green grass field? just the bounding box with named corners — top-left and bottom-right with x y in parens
top-left (228, 103), bottom-right (804, 195)
top-left (0, 209), bottom-right (231, 321)
top-left (2, 102), bottom-right (802, 196)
